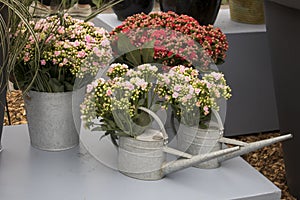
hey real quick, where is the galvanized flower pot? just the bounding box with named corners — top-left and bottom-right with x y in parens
top-left (176, 109), bottom-right (223, 169)
top-left (24, 89), bottom-right (84, 151)
top-left (118, 133), bottom-right (166, 180)
top-left (177, 124), bottom-right (222, 169)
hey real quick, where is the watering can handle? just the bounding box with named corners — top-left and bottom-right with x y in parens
top-left (138, 107), bottom-right (168, 143)
top-left (211, 109), bottom-right (224, 132)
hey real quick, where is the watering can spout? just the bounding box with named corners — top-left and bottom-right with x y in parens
top-left (162, 146), bottom-right (239, 176)
top-left (218, 134), bottom-right (293, 163)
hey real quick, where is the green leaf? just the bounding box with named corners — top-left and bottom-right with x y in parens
top-left (151, 104), bottom-right (162, 113)
top-left (133, 111), bottom-right (151, 127)
top-left (125, 49), bottom-right (142, 66)
top-left (91, 127), bottom-right (106, 132)
top-left (41, 67), bottom-right (50, 73)
top-left (64, 81), bottom-right (74, 91)
top-left (117, 34), bottom-right (141, 66)
top-left (117, 34), bottom-right (136, 54)
top-left (112, 109), bottom-right (130, 133)
top-left (131, 123), bottom-right (147, 136)
top-left (48, 78), bottom-right (64, 92)
top-left (137, 99), bottom-right (145, 107)
top-left (99, 133), bottom-right (109, 141)
top-left (92, 0), bottom-right (103, 8)
top-left (110, 134), bottom-right (119, 147)
top-left (141, 40), bottom-right (155, 64)
top-left (106, 119), bottom-right (117, 129)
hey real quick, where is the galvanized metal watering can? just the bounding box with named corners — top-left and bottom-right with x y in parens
top-left (117, 107), bottom-right (292, 180)
top-left (177, 109), bottom-right (293, 169)
top-left (118, 127), bottom-right (239, 180)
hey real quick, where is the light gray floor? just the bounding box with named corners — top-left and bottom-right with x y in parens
top-left (0, 125), bottom-right (280, 200)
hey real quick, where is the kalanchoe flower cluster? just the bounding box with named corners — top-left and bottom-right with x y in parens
top-left (118, 28), bottom-right (211, 69)
top-left (202, 72), bottom-right (232, 100)
top-left (14, 14), bottom-right (112, 92)
top-left (81, 63), bottom-right (232, 137)
top-left (110, 11), bottom-right (228, 68)
top-left (106, 63), bottom-right (129, 79)
top-left (155, 65), bottom-right (231, 127)
top-left (81, 63), bottom-right (158, 137)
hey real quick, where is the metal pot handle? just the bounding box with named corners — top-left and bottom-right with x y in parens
top-left (211, 109), bottom-right (224, 132)
top-left (211, 109), bottom-right (248, 147)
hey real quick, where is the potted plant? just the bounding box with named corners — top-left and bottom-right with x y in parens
top-left (110, 11), bottom-right (229, 69)
top-left (159, 0), bottom-right (222, 25)
top-left (81, 63), bottom-right (159, 144)
top-left (10, 13), bottom-right (112, 151)
top-left (108, 11), bottom-right (230, 147)
top-left (112, 0), bottom-right (155, 21)
top-left (81, 62), bottom-right (235, 179)
top-left (0, 0), bottom-right (40, 151)
top-left (0, 0), bottom-right (124, 151)
top-left (155, 65), bottom-right (232, 168)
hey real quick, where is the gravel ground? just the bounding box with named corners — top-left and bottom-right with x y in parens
top-left (3, 90), bottom-right (297, 200)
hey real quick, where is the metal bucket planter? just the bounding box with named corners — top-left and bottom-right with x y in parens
top-left (118, 131), bottom-right (166, 180)
top-left (177, 109), bottom-right (225, 169)
top-left (24, 88), bottom-right (84, 151)
top-left (177, 124), bottom-right (222, 168)
top-left (0, 87), bottom-right (6, 153)
top-left (176, 109), bottom-right (294, 169)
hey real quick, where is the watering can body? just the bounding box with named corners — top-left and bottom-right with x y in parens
top-left (117, 130), bottom-right (292, 180)
top-left (118, 133), bottom-right (165, 180)
top-left (116, 107), bottom-right (292, 180)
top-left (117, 129), bottom-right (240, 180)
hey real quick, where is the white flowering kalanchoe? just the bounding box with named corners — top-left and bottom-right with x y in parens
top-left (81, 63), bottom-right (159, 137)
top-left (202, 72), bottom-right (232, 100)
top-left (155, 65), bottom-right (231, 127)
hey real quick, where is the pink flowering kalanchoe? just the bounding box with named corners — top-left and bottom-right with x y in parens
top-left (14, 14), bottom-right (112, 92)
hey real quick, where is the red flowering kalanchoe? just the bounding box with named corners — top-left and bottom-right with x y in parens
top-left (110, 11), bottom-right (228, 69)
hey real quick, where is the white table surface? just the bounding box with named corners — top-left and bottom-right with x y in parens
top-left (0, 124), bottom-right (281, 200)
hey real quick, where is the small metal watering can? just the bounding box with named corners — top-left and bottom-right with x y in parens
top-left (117, 107), bottom-right (292, 180)
top-left (177, 109), bottom-right (293, 169)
